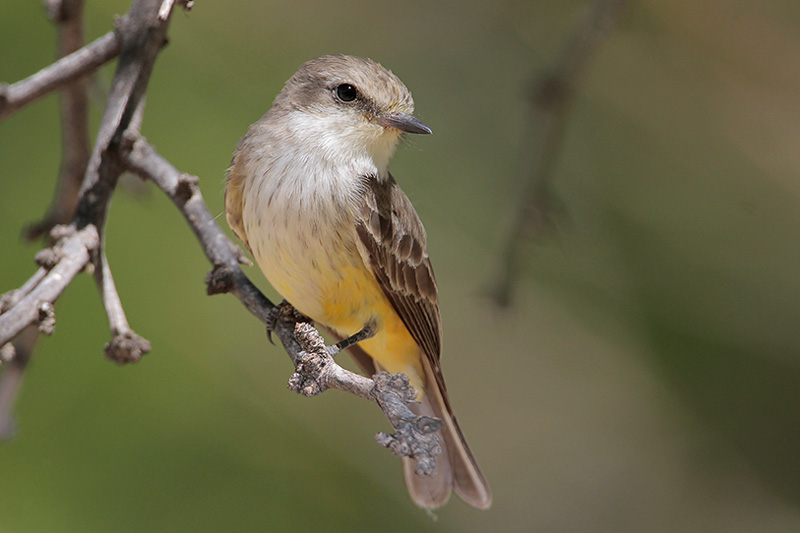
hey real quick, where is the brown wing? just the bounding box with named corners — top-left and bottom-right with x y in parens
top-left (224, 148), bottom-right (251, 253)
top-left (356, 175), bottom-right (492, 509)
top-left (354, 174), bottom-right (447, 399)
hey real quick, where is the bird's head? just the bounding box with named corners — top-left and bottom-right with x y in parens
top-left (271, 55), bottom-right (432, 171)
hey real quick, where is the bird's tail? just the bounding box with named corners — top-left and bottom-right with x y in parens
top-left (402, 359), bottom-right (492, 509)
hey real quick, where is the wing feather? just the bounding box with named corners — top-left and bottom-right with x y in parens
top-left (354, 174), bottom-right (450, 408)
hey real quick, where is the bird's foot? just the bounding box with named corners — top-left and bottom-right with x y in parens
top-left (266, 300), bottom-right (311, 344)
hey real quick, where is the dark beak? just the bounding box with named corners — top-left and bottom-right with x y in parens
top-left (375, 112), bottom-right (432, 135)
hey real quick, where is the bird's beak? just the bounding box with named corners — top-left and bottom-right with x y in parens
top-left (374, 112), bottom-right (432, 135)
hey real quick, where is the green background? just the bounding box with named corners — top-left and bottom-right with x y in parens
top-left (3, 0), bottom-right (800, 531)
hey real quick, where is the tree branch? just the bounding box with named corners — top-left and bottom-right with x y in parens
top-left (488, 0), bottom-right (628, 306)
top-left (0, 0), bottom-right (170, 428)
top-left (0, 224), bottom-right (99, 346)
top-left (121, 135), bottom-right (252, 275)
top-left (71, 0), bottom-right (174, 364)
top-left (0, 30), bottom-right (119, 122)
top-left (0, 0), bottom-right (95, 438)
top-left (0, 326), bottom-right (39, 439)
top-left (97, 251), bottom-right (152, 363)
top-left (288, 321), bottom-right (443, 474)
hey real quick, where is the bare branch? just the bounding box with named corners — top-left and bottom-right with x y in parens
top-left (78, 1), bottom-right (169, 207)
top-left (96, 252), bottom-right (151, 363)
top-left (284, 322), bottom-right (442, 474)
top-left (0, 31), bottom-right (119, 122)
top-left (488, 0), bottom-right (628, 306)
top-left (120, 135), bottom-right (283, 327)
top-left (67, 0), bottom-right (174, 364)
top-left (97, 255), bottom-right (128, 336)
top-left (0, 326), bottom-right (38, 439)
top-left (3, 1), bottom-right (94, 412)
top-left (0, 268), bottom-right (48, 314)
top-left (0, 0), bottom-right (171, 418)
top-left (0, 224), bottom-right (100, 346)
top-left (120, 134), bottom-right (269, 322)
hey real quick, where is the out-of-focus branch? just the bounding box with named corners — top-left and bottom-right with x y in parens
top-left (488, 0), bottom-right (628, 306)
top-left (24, 0), bottom-right (92, 242)
top-left (0, 326), bottom-right (39, 439)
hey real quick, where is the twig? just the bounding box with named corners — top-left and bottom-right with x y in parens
top-left (0, 31), bottom-right (119, 122)
top-left (488, 0), bottom-right (628, 306)
top-left (73, 0), bottom-right (173, 363)
top-left (0, 0), bottom-right (169, 425)
top-left (0, 225), bottom-right (99, 346)
top-left (121, 135), bottom-right (252, 275)
top-left (1, 1), bottom-right (97, 424)
top-left (97, 252), bottom-right (151, 363)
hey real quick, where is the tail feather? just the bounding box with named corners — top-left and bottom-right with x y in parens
top-left (403, 396), bottom-right (454, 508)
top-left (404, 359), bottom-right (492, 509)
top-left (403, 445), bottom-right (453, 508)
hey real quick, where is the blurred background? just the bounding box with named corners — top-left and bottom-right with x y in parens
top-left (2, 0), bottom-right (800, 531)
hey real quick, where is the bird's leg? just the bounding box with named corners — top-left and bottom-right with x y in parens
top-left (267, 300), bottom-right (312, 344)
top-left (328, 320), bottom-right (376, 356)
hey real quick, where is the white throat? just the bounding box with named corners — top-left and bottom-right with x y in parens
top-left (285, 109), bottom-right (399, 177)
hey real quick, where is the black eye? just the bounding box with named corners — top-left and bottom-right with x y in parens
top-left (335, 83), bottom-right (358, 102)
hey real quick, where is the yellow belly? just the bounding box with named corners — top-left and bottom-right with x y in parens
top-left (258, 241), bottom-right (426, 394)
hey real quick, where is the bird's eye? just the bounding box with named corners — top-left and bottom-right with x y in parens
top-left (335, 83), bottom-right (358, 102)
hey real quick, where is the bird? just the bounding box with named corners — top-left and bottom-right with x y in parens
top-left (225, 54), bottom-right (491, 509)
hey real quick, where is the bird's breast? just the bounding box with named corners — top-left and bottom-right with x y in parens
top-left (242, 151), bottom-right (380, 330)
